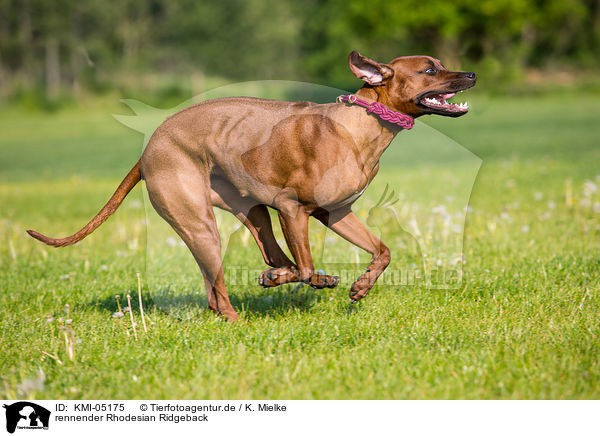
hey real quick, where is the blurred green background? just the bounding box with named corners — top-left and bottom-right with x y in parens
top-left (1, 0), bottom-right (600, 109)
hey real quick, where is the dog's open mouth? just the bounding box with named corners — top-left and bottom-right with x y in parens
top-left (417, 91), bottom-right (469, 116)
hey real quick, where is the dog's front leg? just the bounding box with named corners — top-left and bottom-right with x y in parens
top-left (274, 209), bottom-right (339, 289)
top-left (278, 210), bottom-right (312, 281)
top-left (315, 208), bottom-right (390, 301)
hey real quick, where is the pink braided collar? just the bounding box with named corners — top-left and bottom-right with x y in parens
top-left (336, 94), bottom-right (414, 129)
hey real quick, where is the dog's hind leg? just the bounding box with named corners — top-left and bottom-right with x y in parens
top-left (210, 177), bottom-right (338, 289)
top-left (144, 163), bottom-right (239, 321)
top-left (209, 176), bottom-right (315, 288)
top-left (210, 175), bottom-right (294, 269)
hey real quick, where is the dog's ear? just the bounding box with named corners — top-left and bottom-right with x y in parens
top-left (348, 51), bottom-right (394, 86)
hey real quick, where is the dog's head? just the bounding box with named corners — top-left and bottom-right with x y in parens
top-left (349, 51), bottom-right (476, 118)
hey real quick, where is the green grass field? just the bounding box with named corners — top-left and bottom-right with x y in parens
top-left (1, 91), bottom-right (599, 399)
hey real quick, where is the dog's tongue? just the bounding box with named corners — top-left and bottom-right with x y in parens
top-left (441, 93), bottom-right (456, 100)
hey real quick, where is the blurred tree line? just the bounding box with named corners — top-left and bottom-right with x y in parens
top-left (0, 0), bottom-right (599, 103)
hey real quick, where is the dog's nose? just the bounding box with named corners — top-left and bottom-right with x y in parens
top-left (465, 72), bottom-right (476, 80)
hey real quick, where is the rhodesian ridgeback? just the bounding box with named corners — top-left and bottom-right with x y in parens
top-left (28, 51), bottom-right (476, 321)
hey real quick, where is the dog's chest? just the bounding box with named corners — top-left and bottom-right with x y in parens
top-left (328, 160), bottom-right (380, 208)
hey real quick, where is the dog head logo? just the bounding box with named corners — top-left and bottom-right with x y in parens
top-left (3, 402), bottom-right (50, 433)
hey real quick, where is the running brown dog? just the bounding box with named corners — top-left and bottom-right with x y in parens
top-left (27, 51), bottom-right (476, 321)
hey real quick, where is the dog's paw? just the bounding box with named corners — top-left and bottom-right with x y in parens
top-left (307, 274), bottom-right (340, 289)
top-left (349, 276), bottom-right (373, 301)
top-left (221, 309), bottom-right (241, 322)
top-left (258, 266), bottom-right (300, 287)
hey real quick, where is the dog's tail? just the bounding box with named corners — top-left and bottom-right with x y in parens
top-left (26, 160), bottom-right (142, 247)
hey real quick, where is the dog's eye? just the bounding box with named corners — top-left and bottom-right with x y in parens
top-left (425, 68), bottom-right (437, 75)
